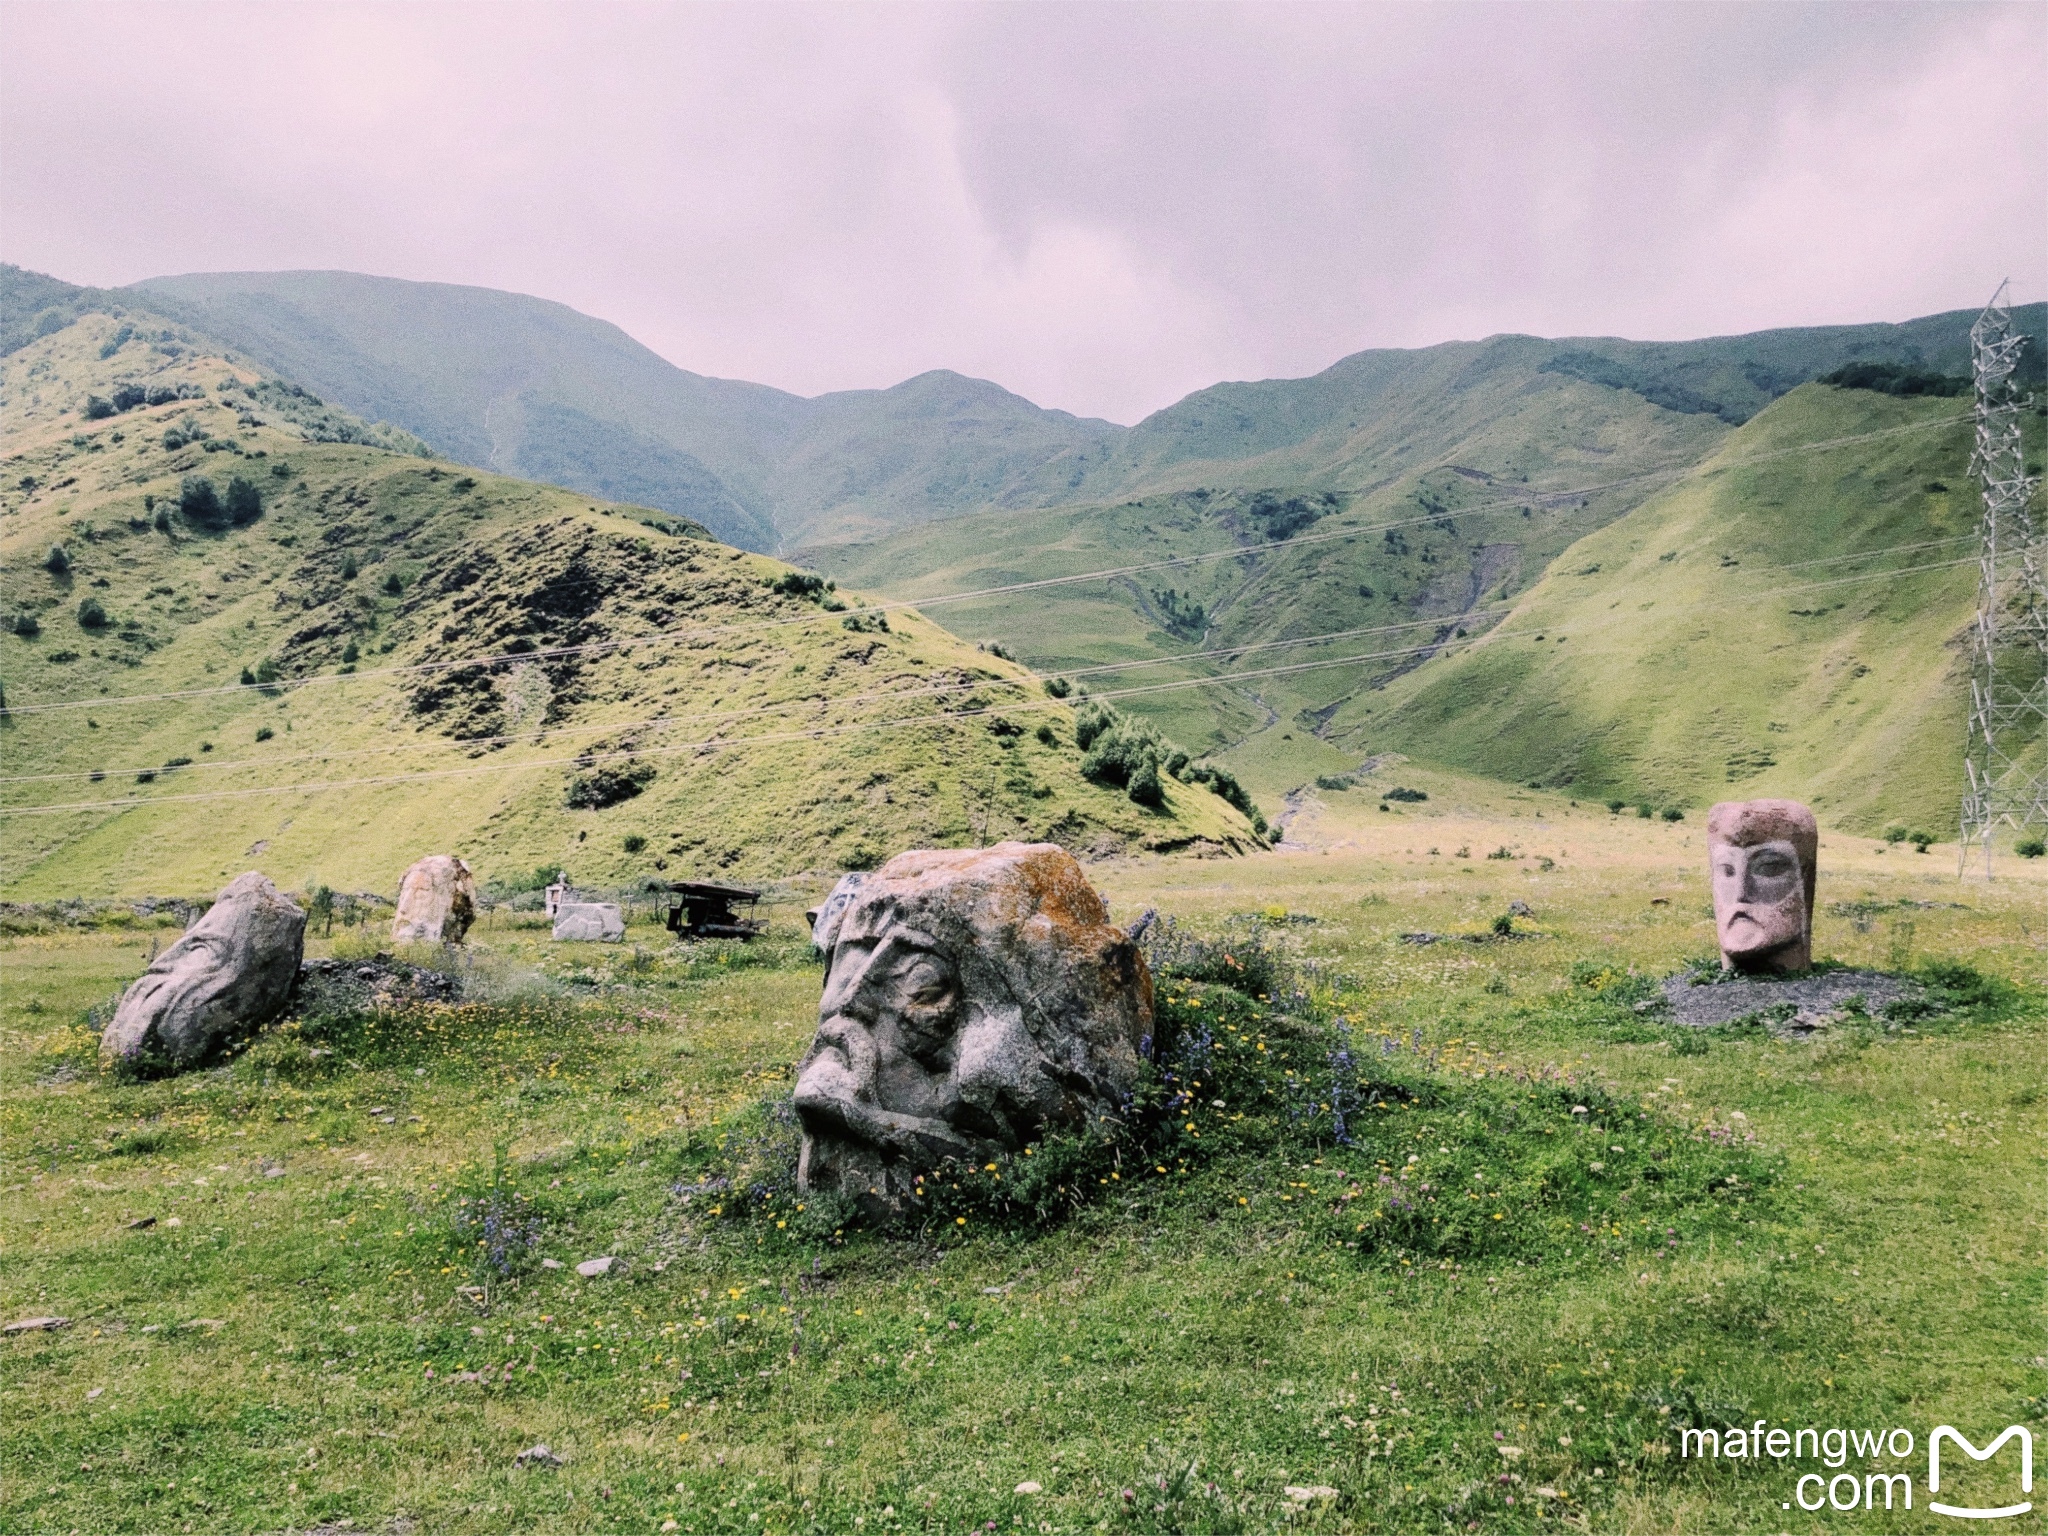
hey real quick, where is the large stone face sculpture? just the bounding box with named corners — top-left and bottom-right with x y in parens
top-left (101, 873), bottom-right (306, 1071)
top-left (1708, 799), bottom-right (1818, 973)
top-left (391, 855), bottom-right (477, 944)
top-left (794, 842), bottom-right (1152, 1216)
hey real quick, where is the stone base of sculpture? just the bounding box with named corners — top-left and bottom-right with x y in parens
top-left (793, 842), bottom-right (1152, 1218)
top-left (101, 873), bottom-right (306, 1072)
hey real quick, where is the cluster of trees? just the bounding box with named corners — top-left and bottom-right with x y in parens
top-left (1072, 699), bottom-right (1266, 835)
top-left (179, 473), bottom-right (263, 530)
top-left (81, 380), bottom-right (202, 419)
top-left (1818, 361), bottom-right (1969, 399)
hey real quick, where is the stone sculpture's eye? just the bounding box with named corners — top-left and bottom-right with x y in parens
top-left (899, 957), bottom-right (954, 1008)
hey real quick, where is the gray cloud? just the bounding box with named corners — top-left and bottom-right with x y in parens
top-left (2, 1), bottom-right (2040, 422)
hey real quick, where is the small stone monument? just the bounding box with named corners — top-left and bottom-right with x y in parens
top-left (101, 872), bottom-right (306, 1071)
top-left (391, 855), bottom-right (477, 944)
top-left (553, 902), bottom-right (625, 941)
top-left (793, 842), bottom-right (1152, 1216)
top-left (1707, 799), bottom-right (1818, 973)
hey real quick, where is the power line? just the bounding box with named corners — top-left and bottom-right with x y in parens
top-left (1, 411), bottom-right (1969, 717)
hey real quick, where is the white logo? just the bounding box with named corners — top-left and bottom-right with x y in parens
top-left (1930, 1425), bottom-right (2032, 1520)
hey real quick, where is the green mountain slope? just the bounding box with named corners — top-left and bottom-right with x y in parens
top-left (0, 312), bottom-right (1257, 898)
top-left (65, 267), bottom-right (2037, 558)
top-left (820, 380), bottom-right (2036, 833)
top-left (124, 270), bottom-right (1119, 551)
top-left (1339, 383), bottom-right (2025, 832)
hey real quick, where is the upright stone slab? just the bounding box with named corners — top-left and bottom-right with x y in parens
top-left (391, 855), bottom-right (478, 944)
top-left (794, 841), bottom-right (1152, 1216)
top-left (101, 873), bottom-right (306, 1072)
top-left (1707, 799), bottom-right (1818, 973)
top-left (553, 902), bottom-right (625, 941)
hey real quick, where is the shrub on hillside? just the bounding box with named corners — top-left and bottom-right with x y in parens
top-left (565, 760), bottom-right (657, 810)
top-left (43, 544), bottom-right (70, 575)
top-left (178, 475), bottom-right (225, 527)
top-left (223, 475), bottom-right (263, 526)
top-left (76, 597), bottom-right (107, 629)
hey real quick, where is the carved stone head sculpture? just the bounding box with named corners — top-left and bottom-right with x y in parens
top-left (794, 842), bottom-right (1152, 1216)
top-left (392, 855), bottom-right (477, 944)
top-left (1707, 799), bottom-right (1818, 973)
top-left (101, 872), bottom-right (306, 1072)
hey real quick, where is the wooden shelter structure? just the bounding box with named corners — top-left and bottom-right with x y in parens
top-left (656, 880), bottom-right (766, 940)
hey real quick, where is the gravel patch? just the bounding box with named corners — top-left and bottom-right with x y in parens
top-left (1657, 967), bottom-right (1922, 1035)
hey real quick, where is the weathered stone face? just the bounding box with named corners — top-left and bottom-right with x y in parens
top-left (806, 872), bottom-right (867, 952)
top-left (553, 902), bottom-right (625, 942)
top-left (391, 855), bottom-right (478, 944)
top-left (101, 872), bottom-right (306, 1072)
top-left (1708, 799), bottom-right (1818, 973)
top-left (794, 842), bottom-right (1152, 1216)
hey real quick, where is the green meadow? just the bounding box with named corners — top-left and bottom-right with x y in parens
top-left (5, 784), bottom-right (2041, 1535)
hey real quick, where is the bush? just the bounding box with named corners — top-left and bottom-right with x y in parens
top-left (2016, 837), bottom-right (2046, 859)
top-left (382, 572), bottom-right (403, 595)
top-left (1636, 803), bottom-right (1654, 819)
top-left (622, 834), bottom-right (647, 853)
top-left (255, 727), bottom-right (274, 742)
top-left (1884, 825), bottom-right (1910, 843)
top-left (82, 395), bottom-right (115, 421)
top-left (566, 761), bottom-right (657, 809)
top-left (767, 571), bottom-right (832, 600)
top-left (43, 545), bottom-right (69, 575)
top-left (12, 610), bottom-right (40, 637)
top-left (1044, 677), bottom-right (1071, 698)
top-left (223, 475), bottom-right (263, 526)
top-left (76, 597), bottom-right (107, 629)
top-left (1607, 799), bottom-right (1626, 813)
top-left (178, 475), bottom-right (225, 527)
top-left (1034, 723), bottom-right (1056, 746)
top-left (1661, 807), bottom-right (1684, 822)
top-left (1383, 786), bottom-right (1428, 803)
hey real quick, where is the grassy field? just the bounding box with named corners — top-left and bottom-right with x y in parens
top-left (5, 794), bottom-right (2041, 1536)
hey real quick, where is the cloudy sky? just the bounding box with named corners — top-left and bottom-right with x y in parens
top-left (3, 2), bottom-right (2042, 422)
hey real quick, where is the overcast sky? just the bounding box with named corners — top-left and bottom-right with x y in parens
top-left (3, 2), bottom-right (2042, 423)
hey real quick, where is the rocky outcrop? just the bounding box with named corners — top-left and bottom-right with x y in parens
top-left (794, 842), bottom-right (1152, 1216)
top-left (391, 855), bottom-right (477, 944)
top-left (101, 873), bottom-right (305, 1072)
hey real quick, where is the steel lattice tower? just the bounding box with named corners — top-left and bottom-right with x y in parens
top-left (1958, 281), bottom-right (2047, 876)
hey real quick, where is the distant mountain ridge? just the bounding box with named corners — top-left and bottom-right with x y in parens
top-left (2, 264), bottom-right (2037, 559)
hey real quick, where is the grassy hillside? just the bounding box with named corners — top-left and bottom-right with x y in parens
top-left (1346, 383), bottom-right (2022, 832)
top-left (811, 367), bottom-right (1735, 766)
top-left (818, 379), bottom-right (2040, 835)
top-left (0, 313), bottom-right (1256, 899)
